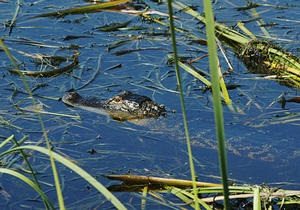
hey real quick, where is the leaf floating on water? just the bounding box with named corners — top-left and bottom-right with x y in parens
top-left (105, 63), bottom-right (122, 71)
top-left (113, 47), bottom-right (166, 56)
top-left (236, 3), bottom-right (260, 11)
top-left (106, 39), bottom-right (132, 52)
top-left (9, 37), bottom-right (60, 49)
top-left (94, 20), bottom-right (131, 32)
top-left (63, 35), bottom-right (93, 41)
top-left (8, 52), bottom-right (80, 78)
top-left (33, 0), bottom-right (130, 18)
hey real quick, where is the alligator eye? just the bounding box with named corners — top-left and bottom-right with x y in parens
top-left (114, 96), bottom-right (122, 102)
top-left (108, 95), bottom-right (123, 104)
top-left (122, 91), bottom-right (132, 95)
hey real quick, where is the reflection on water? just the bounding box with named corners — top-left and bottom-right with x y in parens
top-left (0, 0), bottom-right (299, 208)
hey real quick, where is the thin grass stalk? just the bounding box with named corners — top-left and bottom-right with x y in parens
top-left (168, 187), bottom-right (212, 209)
top-left (0, 135), bottom-right (50, 206)
top-left (0, 135), bottom-right (15, 148)
top-left (10, 136), bottom-right (54, 209)
top-left (166, 1), bottom-right (199, 209)
top-left (244, 0), bottom-right (270, 38)
top-left (0, 145), bottom-right (127, 209)
top-left (0, 168), bottom-right (54, 207)
top-left (142, 4), bottom-right (232, 103)
top-left (0, 38), bottom-right (66, 210)
top-left (141, 186), bottom-right (148, 210)
top-left (8, 0), bottom-right (21, 35)
top-left (202, 0), bottom-right (230, 209)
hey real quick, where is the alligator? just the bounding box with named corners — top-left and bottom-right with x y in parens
top-left (62, 91), bottom-right (280, 161)
top-left (62, 91), bottom-right (167, 121)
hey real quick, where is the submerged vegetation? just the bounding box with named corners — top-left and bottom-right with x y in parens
top-left (8, 51), bottom-right (80, 78)
top-left (0, 0), bottom-right (300, 209)
top-left (240, 40), bottom-right (300, 87)
top-left (172, 1), bottom-right (300, 89)
top-left (105, 174), bottom-right (300, 209)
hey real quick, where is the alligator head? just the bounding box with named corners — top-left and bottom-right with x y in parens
top-left (105, 91), bottom-right (167, 120)
top-left (62, 91), bottom-right (167, 121)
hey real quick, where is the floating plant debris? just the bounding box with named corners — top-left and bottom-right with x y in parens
top-left (8, 52), bottom-right (80, 78)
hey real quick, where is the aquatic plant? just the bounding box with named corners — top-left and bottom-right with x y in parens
top-left (167, 0), bottom-right (230, 208)
top-left (33, 0), bottom-right (130, 18)
top-left (105, 174), bottom-right (300, 209)
top-left (166, 0), bottom-right (200, 208)
top-left (173, 1), bottom-right (300, 88)
top-left (1, 0), bottom-right (300, 209)
top-left (202, 0), bottom-right (230, 208)
top-left (0, 142), bottom-right (127, 209)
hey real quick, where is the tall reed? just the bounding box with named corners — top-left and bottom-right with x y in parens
top-left (203, 0), bottom-right (230, 208)
top-left (166, 1), bottom-right (200, 209)
top-left (166, 0), bottom-right (230, 208)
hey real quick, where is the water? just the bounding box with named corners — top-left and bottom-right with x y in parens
top-left (0, 0), bottom-right (299, 209)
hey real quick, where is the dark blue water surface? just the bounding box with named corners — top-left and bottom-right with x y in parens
top-left (0, 0), bottom-right (299, 209)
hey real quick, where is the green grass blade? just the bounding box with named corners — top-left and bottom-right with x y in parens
top-left (253, 187), bottom-right (261, 210)
top-left (166, 1), bottom-right (200, 209)
top-left (7, 0), bottom-right (21, 34)
top-left (168, 186), bottom-right (212, 209)
top-left (0, 38), bottom-right (65, 210)
top-left (34, 0), bottom-right (129, 18)
top-left (0, 168), bottom-right (54, 209)
top-left (202, 0), bottom-right (230, 209)
top-left (0, 135), bottom-right (15, 148)
top-left (172, 1), bottom-right (250, 46)
top-left (141, 186), bottom-right (148, 210)
top-left (176, 59), bottom-right (212, 87)
top-left (1, 145), bottom-right (127, 210)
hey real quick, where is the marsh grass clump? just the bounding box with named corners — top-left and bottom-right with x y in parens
top-left (106, 174), bottom-right (300, 209)
top-left (173, 1), bottom-right (300, 89)
top-left (240, 40), bottom-right (300, 87)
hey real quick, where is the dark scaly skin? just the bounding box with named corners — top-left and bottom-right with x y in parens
top-left (63, 92), bottom-right (280, 161)
top-left (62, 91), bottom-right (167, 121)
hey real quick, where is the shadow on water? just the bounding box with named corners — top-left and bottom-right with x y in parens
top-left (0, 0), bottom-right (300, 208)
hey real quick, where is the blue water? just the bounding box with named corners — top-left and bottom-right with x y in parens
top-left (0, 0), bottom-right (299, 209)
